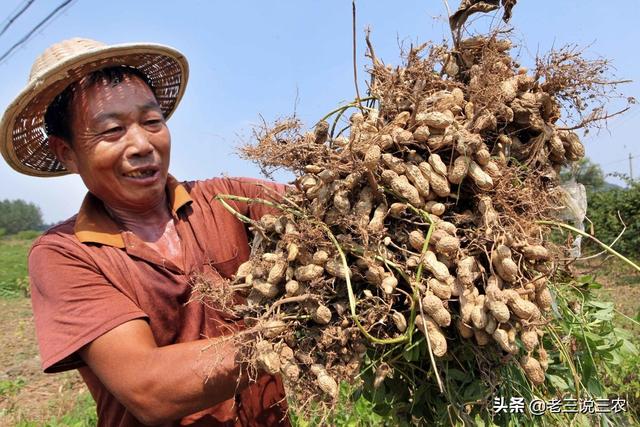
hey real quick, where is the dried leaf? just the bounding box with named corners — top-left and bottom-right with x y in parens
top-left (450, 0), bottom-right (500, 32)
top-left (501, 0), bottom-right (517, 22)
top-left (449, 0), bottom-right (517, 32)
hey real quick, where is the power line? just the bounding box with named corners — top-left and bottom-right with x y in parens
top-left (601, 152), bottom-right (640, 166)
top-left (0, 0), bottom-right (35, 29)
top-left (0, 0), bottom-right (36, 38)
top-left (0, 0), bottom-right (75, 66)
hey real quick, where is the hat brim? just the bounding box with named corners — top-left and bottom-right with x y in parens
top-left (0, 42), bottom-right (189, 177)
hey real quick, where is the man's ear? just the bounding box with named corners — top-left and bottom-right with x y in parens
top-left (48, 136), bottom-right (79, 174)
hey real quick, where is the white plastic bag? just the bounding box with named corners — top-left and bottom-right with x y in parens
top-left (558, 180), bottom-right (587, 257)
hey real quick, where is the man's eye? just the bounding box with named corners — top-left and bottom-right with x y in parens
top-left (145, 119), bottom-right (163, 126)
top-left (101, 127), bottom-right (123, 135)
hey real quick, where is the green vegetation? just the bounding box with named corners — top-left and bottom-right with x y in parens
top-left (587, 178), bottom-right (640, 258)
top-left (0, 237), bottom-right (32, 298)
top-left (604, 350), bottom-right (640, 420)
top-left (12, 229), bottom-right (43, 240)
top-left (0, 199), bottom-right (44, 235)
top-left (561, 158), bottom-right (607, 192)
top-left (49, 391), bottom-right (99, 427)
top-left (11, 392), bottom-right (97, 427)
top-left (290, 383), bottom-right (394, 426)
top-left (563, 159), bottom-right (639, 259)
top-left (541, 275), bottom-right (638, 423)
top-left (0, 377), bottom-right (26, 396)
top-left (0, 234), bottom-right (97, 425)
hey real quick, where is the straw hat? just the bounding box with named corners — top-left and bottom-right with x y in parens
top-left (0, 38), bottom-right (189, 177)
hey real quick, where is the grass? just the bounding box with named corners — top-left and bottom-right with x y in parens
top-left (48, 392), bottom-right (98, 427)
top-left (579, 256), bottom-right (640, 421)
top-left (289, 383), bottom-right (395, 426)
top-left (0, 234), bottom-right (97, 426)
top-left (11, 392), bottom-right (98, 427)
top-left (585, 255), bottom-right (640, 331)
top-left (0, 237), bottom-right (32, 298)
top-left (0, 377), bottom-right (26, 396)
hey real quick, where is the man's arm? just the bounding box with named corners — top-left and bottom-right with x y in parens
top-left (79, 319), bottom-right (249, 425)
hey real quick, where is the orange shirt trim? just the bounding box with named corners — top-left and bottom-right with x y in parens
top-left (73, 175), bottom-right (192, 248)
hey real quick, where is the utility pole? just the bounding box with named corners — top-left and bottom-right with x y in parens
top-left (630, 153), bottom-right (634, 181)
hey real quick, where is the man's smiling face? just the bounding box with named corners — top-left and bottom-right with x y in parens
top-left (59, 74), bottom-right (171, 213)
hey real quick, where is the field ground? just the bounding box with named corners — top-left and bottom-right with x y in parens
top-left (0, 299), bottom-right (95, 426)
top-left (0, 238), bottom-right (96, 426)
top-left (579, 256), bottom-right (640, 332)
top-left (0, 237), bottom-right (637, 425)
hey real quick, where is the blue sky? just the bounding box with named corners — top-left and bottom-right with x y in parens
top-left (0, 0), bottom-right (638, 223)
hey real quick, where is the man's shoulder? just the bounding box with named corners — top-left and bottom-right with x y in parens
top-left (29, 215), bottom-right (79, 255)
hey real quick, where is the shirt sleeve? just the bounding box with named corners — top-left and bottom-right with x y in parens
top-left (29, 239), bottom-right (147, 373)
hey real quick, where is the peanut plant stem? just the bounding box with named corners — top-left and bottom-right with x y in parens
top-left (324, 224), bottom-right (408, 345)
top-left (537, 220), bottom-right (640, 272)
top-left (318, 96), bottom-right (377, 124)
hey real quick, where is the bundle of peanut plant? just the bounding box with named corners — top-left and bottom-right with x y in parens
top-left (203, 23), bottom-right (636, 425)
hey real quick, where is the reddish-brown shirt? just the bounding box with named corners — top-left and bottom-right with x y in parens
top-left (28, 176), bottom-right (290, 426)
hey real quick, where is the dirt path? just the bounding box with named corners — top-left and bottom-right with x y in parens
top-left (0, 298), bottom-right (91, 425)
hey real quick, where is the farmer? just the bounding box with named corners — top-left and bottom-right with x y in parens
top-left (0, 38), bottom-right (289, 426)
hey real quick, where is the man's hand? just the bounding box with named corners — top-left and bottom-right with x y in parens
top-left (79, 319), bottom-right (247, 425)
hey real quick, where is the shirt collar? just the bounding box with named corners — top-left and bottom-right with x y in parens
top-left (74, 175), bottom-right (192, 248)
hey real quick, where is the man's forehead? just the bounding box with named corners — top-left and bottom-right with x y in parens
top-left (71, 75), bottom-right (159, 115)
top-left (75, 73), bottom-right (152, 95)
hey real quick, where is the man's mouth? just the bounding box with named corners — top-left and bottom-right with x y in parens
top-left (123, 167), bottom-right (158, 179)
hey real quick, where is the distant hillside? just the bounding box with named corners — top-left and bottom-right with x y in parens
top-left (602, 181), bottom-right (624, 191)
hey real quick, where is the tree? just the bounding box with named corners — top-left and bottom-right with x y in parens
top-left (560, 157), bottom-right (606, 193)
top-left (0, 199), bottom-right (44, 235)
top-left (585, 176), bottom-right (639, 258)
top-left (560, 159), bottom-right (638, 258)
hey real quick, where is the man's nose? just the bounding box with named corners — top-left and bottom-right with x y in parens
top-left (124, 124), bottom-right (154, 158)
